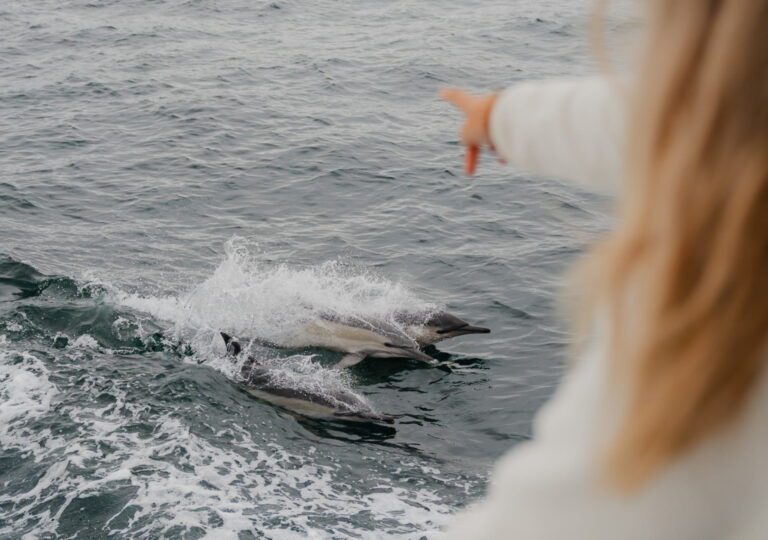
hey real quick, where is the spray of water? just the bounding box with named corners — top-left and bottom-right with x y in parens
top-left (106, 238), bottom-right (439, 415)
top-left (113, 238), bottom-right (437, 358)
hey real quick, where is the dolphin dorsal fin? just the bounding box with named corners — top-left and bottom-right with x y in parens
top-left (221, 332), bottom-right (242, 356)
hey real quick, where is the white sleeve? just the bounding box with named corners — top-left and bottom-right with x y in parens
top-left (489, 77), bottom-right (626, 194)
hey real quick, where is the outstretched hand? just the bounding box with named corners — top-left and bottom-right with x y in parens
top-left (440, 89), bottom-right (497, 176)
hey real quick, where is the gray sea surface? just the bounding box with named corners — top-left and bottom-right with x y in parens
top-left (1, 1), bottom-right (624, 538)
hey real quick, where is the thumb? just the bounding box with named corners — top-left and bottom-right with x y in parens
top-left (440, 88), bottom-right (472, 111)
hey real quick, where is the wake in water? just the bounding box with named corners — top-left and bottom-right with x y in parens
top-left (0, 251), bottom-right (471, 537)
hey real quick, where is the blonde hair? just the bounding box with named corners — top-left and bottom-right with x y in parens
top-left (584, 0), bottom-right (768, 489)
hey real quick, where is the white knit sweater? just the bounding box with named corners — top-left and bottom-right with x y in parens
top-left (444, 77), bottom-right (768, 540)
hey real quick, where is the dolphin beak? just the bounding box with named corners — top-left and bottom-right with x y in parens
top-left (436, 324), bottom-right (490, 336)
top-left (457, 325), bottom-right (490, 335)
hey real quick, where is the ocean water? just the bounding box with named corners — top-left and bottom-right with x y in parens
top-left (1, 1), bottom-right (623, 538)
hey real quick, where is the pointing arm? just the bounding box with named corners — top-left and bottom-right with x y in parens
top-left (490, 76), bottom-right (627, 194)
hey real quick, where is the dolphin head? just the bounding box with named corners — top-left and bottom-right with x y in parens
top-left (394, 310), bottom-right (490, 345)
top-left (421, 311), bottom-right (490, 342)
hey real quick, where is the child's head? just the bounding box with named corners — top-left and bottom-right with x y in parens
top-left (587, 1), bottom-right (768, 489)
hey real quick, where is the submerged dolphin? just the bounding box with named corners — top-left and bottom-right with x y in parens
top-left (394, 310), bottom-right (490, 346)
top-left (279, 312), bottom-right (436, 369)
top-left (221, 333), bottom-right (394, 424)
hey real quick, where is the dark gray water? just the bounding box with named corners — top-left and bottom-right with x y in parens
top-left (1, 1), bottom-right (616, 537)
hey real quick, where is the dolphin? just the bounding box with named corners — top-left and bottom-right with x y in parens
top-left (278, 312), bottom-right (436, 369)
top-left (393, 310), bottom-right (490, 346)
top-left (221, 333), bottom-right (394, 424)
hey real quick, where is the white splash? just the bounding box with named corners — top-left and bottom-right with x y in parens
top-left (100, 239), bottom-right (438, 415)
top-left (71, 334), bottom-right (99, 349)
top-left (109, 238), bottom-right (438, 360)
top-left (0, 351), bottom-right (57, 439)
top-left (3, 321), bottom-right (23, 332)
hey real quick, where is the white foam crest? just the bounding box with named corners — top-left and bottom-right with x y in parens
top-left (3, 321), bottom-right (23, 332)
top-left (108, 418), bottom-right (449, 538)
top-left (0, 350), bottom-right (58, 444)
top-left (0, 355), bottom-right (454, 537)
top-left (0, 348), bottom-right (155, 536)
top-left (70, 334), bottom-right (99, 349)
top-left (111, 238), bottom-right (438, 356)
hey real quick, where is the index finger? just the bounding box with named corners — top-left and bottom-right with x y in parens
top-left (465, 145), bottom-right (479, 176)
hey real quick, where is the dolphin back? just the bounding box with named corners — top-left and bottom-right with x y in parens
top-left (221, 331), bottom-right (392, 424)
